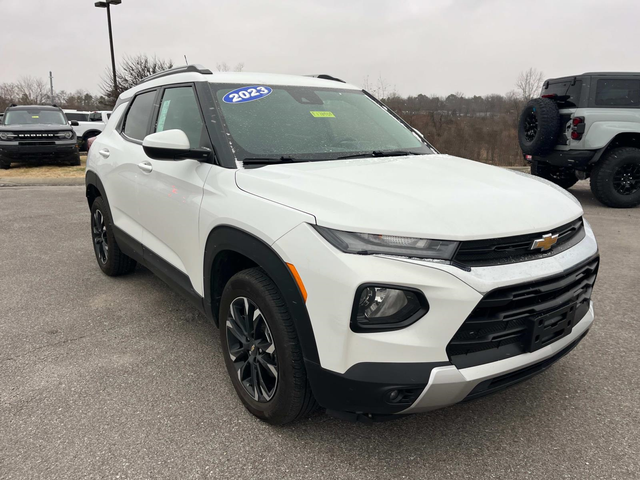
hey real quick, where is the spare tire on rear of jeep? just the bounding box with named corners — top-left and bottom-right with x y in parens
top-left (518, 98), bottom-right (561, 156)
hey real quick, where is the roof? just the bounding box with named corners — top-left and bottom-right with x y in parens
top-left (547, 72), bottom-right (640, 82)
top-left (119, 66), bottom-right (360, 102)
top-left (7, 105), bottom-right (62, 110)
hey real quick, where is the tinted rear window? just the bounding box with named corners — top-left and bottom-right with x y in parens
top-left (595, 79), bottom-right (640, 106)
top-left (541, 79), bottom-right (583, 108)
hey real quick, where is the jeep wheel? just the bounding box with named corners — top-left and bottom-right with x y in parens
top-left (591, 147), bottom-right (640, 208)
top-left (90, 197), bottom-right (137, 275)
top-left (532, 163), bottom-right (579, 189)
top-left (219, 268), bottom-right (317, 425)
top-left (518, 98), bottom-right (561, 156)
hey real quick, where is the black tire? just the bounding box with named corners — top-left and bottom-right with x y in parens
top-left (532, 163), bottom-right (579, 189)
top-left (0, 158), bottom-right (10, 170)
top-left (518, 98), bottom-right (561, 155)
top-left (590, 147), bottom-right (640, 208)
top-left (90, 197), bottom-right (137, 275)
top-left (219, 268), bottom-right (318, 425)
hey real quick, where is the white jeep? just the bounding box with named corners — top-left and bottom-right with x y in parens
top-left (85, 65), bottom-right (599, 424)
top-left (519, 72), bottom-right (640, 208)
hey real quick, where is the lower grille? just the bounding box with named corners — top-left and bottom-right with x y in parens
top-left (446, 255), bottom-right (599, 369)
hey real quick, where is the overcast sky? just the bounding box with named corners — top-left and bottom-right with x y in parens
top-left (1, 0), bottom-right (638, 97)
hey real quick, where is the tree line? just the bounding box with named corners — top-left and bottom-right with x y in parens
top-left (0, 54), bottom-right (542, 167)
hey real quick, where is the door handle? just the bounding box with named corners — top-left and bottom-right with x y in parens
top-left (98, 148), bottom-right (110, 158)
top-left (138, 161), bottom-right (153, 173)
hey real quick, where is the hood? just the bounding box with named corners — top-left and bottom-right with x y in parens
top-left (235, 154), bottom-right (583, 241)
top-left (0, 124), bottom-right (73, 132)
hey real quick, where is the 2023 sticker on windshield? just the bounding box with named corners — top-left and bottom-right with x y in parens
top-left (223, 86), bottom-right (272, 104)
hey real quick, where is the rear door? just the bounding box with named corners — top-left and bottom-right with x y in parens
top-left (101, 88), bottom-right (158, 244)
top-left (135, 83), bottom-right (212, 294)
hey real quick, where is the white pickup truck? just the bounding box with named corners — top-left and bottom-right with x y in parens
top-left (64, 110), bottom-right (111, 150)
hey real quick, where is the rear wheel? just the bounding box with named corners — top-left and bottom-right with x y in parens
top-left (591, 147), bottom-right (640, 208)
top-left (532, 163), bottom-right (579, 189)
top-left (219, 268), bottom-right (317, 425)
top-left (90, 197), bottom-right (137, 275)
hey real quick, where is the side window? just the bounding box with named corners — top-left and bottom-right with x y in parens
top-left (155, 86), bottom-right (206, 148)
top-left (595, 79), bottom-right (640, 106)
top-left (66, 113), bottom-right (89, 121)
top-left (123, 90), bottom-right (156, 141)
top-left (89, 112), bottom-right (103, 122)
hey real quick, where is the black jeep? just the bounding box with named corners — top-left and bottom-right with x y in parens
top-left (0, 104), bottom-right (81, 169)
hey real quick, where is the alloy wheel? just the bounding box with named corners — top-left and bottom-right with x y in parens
top-left (92, 209), bottom-right (109, 264)
top-left (613, 163), bottom-right (640, 195)
top-left (524, 111), bottom-right (539, 142)
top-left (226, 297), bottom-right (278, 402)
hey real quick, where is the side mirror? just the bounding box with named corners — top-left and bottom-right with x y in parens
top-left (142, 129), bottom-right (211, 161)
top-left (70, 120), bottom-right (79, 126)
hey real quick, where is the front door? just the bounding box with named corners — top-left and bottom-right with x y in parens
top-left (135, 84), bottom-right (212, 296)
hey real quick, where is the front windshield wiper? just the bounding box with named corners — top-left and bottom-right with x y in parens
top-left (242, 156), bottom-right (310, 165)
top-left (336, 150), bottom-right (422, 160)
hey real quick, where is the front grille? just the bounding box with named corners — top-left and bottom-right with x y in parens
top-left (446, 255), bottom-right (599, 369)
top-left (453, 217), bottom-right (585, 267)
top-left (15, 132), bottom-right (60, 140)
top-left (19, 141), bottom-right (55, 146)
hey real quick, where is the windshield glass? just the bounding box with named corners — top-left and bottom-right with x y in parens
top-left (211, 84), bottom-right (432, 162)
top-left (4, 109), bottom-right (67, 126)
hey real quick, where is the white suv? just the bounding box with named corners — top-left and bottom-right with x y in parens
top-left (86, 65), bottom-right (599, 424)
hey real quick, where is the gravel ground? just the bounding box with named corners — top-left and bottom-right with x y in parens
top-left (0, 182), bottom-right (638, 479)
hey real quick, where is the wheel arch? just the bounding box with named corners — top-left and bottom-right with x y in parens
top-left (85, 170), bottom-right (108, 210)
top-left (203, 225), bottom-right (320, 364)
top-left (82, 129), bottom-right (102, 140)
top-left (592, 132), bottom-right (640, 165)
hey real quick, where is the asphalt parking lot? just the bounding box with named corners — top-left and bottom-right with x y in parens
top-left (1, 183), bottom-right (639, 479)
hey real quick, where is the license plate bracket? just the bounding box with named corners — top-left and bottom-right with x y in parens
top-left (528, 302), bottom-right (578, 352)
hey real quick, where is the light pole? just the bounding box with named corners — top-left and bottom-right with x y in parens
top-left (95, 0), bottom-right (121, 98)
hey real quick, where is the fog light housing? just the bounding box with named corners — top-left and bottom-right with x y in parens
top-left (351, 284), bottom-right (429, 332)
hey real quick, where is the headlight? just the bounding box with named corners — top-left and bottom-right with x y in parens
top-left (58, 131), bottom-right (73, 139)
top-left (314, 225), bottom-right (459, 260)
top-left (352, 285), bottom-right (429, 332)
top-left (0, 132), bottom-right (16, 141)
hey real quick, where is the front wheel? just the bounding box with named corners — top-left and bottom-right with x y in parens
top-left (532, 163), bottom-right (579, 189)
top-left (219, 268), bottom-right (317, 425)
top-left (591, 147), bottom-right (640, 208)
top-left (0, 158), bottom-right (10, 170)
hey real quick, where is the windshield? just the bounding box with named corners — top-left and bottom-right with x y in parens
top-left (211, 84), bottom-right (433, 162)
top-left (4, 109), bottom-right (67, 126)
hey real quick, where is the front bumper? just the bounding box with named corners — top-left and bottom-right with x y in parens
top-left (274, 219), bottom-right (599, 417)
top-left (0, 140), bottom-right (79, 162)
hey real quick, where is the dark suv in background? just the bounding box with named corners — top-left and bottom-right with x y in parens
top-left (519, 72), bottom-right (640, 208)
top-left (0, 104), bottom-right (80, 169)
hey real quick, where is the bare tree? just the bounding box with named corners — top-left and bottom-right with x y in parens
top-left (515, 67), bottom-right (544, 101)
top-left (100, 54), bottom-right (174, 103)
top-left (14, 76), bottom-right (49, 104)
top-left (362, 74), bottom-right (396, 100)
top-left (216, 62), bottom-right (244, 72)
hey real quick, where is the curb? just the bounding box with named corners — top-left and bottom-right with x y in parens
top-left (0, 177), bottom-right (84, 187)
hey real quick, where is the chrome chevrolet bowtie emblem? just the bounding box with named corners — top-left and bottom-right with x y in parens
top-left (531, 233), bottom-right (559, 251)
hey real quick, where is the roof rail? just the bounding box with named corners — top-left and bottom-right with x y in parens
top-left (140, 64), bottom-right (213, 84)
top-left (306, 74), bottom-right (346, 83)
